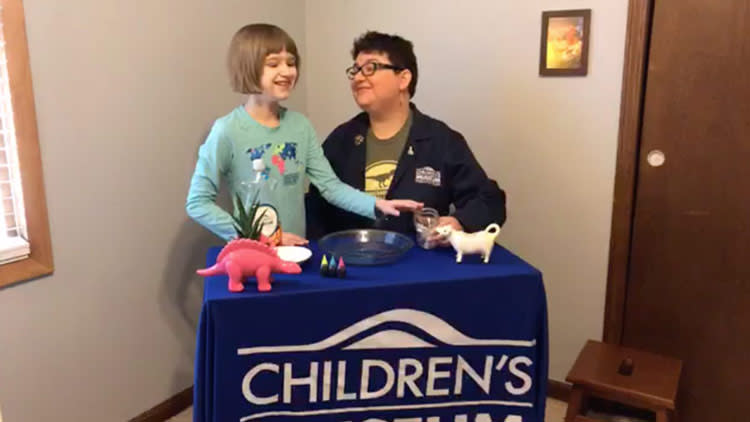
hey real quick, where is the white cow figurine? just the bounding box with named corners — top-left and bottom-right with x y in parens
top-left (435, 223), bottom-right (501, 263)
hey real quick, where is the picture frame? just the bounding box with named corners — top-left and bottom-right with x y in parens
top-left (539, 9), bottom-right (591, 76)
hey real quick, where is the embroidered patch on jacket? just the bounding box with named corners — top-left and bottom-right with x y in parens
top-left (415, 166), bottom-right (441, 187)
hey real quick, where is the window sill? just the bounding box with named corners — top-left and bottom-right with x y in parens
top-left (0, 254), bottom-right (53, 289)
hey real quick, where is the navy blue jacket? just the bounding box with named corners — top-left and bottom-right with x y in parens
top-left (305, 104), bottom-right (506, 239)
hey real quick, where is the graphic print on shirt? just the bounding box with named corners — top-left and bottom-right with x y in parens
top-left (365, 160), bottom-right (397, 199)
top-left (246, 142), bottom-right (300, 185)
top-left (247, 143), bottom-right (271, 160)
top-left (269, 142), bottom-right (297, 176)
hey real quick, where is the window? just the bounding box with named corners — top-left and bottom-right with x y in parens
top-left (0, 0), bottom-right (52, 288)
top-left (0, 24), bottom-right (28, 264)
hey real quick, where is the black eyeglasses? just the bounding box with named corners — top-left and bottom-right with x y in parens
top-left (346, 62), bottom-right (404, 80)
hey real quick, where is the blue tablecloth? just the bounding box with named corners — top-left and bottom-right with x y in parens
top-left (194, 242), bottom-right (548, 422)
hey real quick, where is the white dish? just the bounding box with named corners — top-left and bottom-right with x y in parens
top-left (276, 246), bottom-right (312, 263)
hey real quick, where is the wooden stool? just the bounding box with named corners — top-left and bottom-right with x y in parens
top-left (564, 340), bottom-right (682, 422)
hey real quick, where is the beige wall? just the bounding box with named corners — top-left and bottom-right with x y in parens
top-left (0, 1), bottom-right (305, 420)
top-left (304, 0), bottom-right (628, 380)
top-left (0, 1), bottom-right (628, 418)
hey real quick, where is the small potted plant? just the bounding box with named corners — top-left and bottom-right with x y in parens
top-left (231, 192), bottom-right (268, 241)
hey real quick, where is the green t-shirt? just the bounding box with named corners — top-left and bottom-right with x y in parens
top-left (365, 111), bottom-right (413, 199)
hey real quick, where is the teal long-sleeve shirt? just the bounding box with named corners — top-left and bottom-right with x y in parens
top-left (186, 106), bottom-right (376, 240)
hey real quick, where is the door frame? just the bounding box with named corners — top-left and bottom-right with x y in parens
top-left (603, 0), bottom-right (655, 344)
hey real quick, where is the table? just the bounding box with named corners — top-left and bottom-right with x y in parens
top-left (194, 242), bottom-right (548, 422)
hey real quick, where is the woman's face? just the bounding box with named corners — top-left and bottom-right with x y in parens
top-left (349, 52), bottom-right (408, 113)
top-left (259, 49), bottom-right (298, 101)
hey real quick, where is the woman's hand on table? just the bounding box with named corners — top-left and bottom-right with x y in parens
top-left (375, 199), bottom-right (423, 217)
top-left (281, 232), bottom-right (309, 246)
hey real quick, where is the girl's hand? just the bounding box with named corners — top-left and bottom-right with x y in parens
top-left (281, 232), bottom-right (309, 246)
top-left (375, 199), bottom-right (423, 217)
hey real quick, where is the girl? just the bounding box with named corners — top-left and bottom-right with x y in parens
top-left (186, 23), bottom-right (421, 245)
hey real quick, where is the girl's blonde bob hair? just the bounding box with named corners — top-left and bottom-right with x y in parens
top-left (227, 23), bottom-right (300, 94)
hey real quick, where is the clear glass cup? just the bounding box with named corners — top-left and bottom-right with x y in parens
top-left (414, 207), bottom-right (439, 249)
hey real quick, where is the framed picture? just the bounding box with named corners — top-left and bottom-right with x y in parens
top-left (539, 9), bottom-right (591, 76)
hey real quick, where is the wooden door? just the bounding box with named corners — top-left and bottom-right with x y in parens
top-left (622, 0), bottom-right (750, 421)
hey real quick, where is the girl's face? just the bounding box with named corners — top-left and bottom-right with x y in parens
top-left (259, 49), bottom-right (298, 101)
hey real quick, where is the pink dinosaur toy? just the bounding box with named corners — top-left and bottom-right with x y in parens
top-left (196, 238), bottom-right (301, 292)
